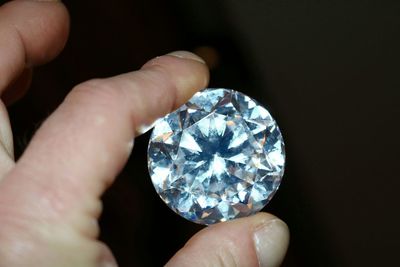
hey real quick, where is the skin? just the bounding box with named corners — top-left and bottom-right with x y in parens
top-left (0, 1), bottom-right (289, 266)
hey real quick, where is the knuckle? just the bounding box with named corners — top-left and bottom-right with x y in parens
top-left (67, 79), bottom-right (126, 111)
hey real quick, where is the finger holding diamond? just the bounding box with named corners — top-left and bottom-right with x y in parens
top-left (0, 52), bottom-right (208, 266)
top-left (167, 213), bottom-right (290, 267)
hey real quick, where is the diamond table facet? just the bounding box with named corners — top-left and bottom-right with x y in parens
top-left (147, 88), bottom-right (285, 225)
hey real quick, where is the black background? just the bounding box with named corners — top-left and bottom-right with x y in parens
top-left (5, 0), bottom-right (400, 266)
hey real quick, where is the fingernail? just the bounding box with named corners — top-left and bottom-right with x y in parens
top-left (167, 51), bottom-right (206, 64)
top-left (253, 219), bottom-right (290, 267)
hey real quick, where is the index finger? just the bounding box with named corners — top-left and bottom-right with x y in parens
top-left (0, 51), bottom-right (209, 237)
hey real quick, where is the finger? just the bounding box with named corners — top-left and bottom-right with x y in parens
top-left (0, 52), bottom-right (208, 265)
top-left (0, 0), bottom-right (69, 94)
top-left (167, 213), bottom-right (290, 267)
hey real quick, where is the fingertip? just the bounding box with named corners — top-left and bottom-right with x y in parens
top-left (167, 213), bottom-right (289, 267)
top-left (25, 0), bottom-right (70, 65)
top-left (167, 51), bottom-right (206, 64)
top-left (0, 0), bottom-right (70, 66)
top-left (253, 216), bottom-right (290, 267)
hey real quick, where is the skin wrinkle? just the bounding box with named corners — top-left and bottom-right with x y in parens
top-left (216, 241), bottom-right (239, 267)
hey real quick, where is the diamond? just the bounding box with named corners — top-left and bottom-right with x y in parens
top-left (147, 88), bottom-right (285, 225)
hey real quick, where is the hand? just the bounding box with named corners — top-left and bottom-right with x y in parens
top-left (0, 1), bottom-right (289, 266)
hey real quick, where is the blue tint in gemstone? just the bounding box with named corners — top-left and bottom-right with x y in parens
top-left (148, 88), bottom-right (285, 225)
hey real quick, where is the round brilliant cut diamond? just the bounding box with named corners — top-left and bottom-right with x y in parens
top-left (147, 88), bottom-right (285, 225)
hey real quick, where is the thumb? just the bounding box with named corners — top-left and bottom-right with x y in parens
top-left (167, 213), bottom-right (289, 267)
